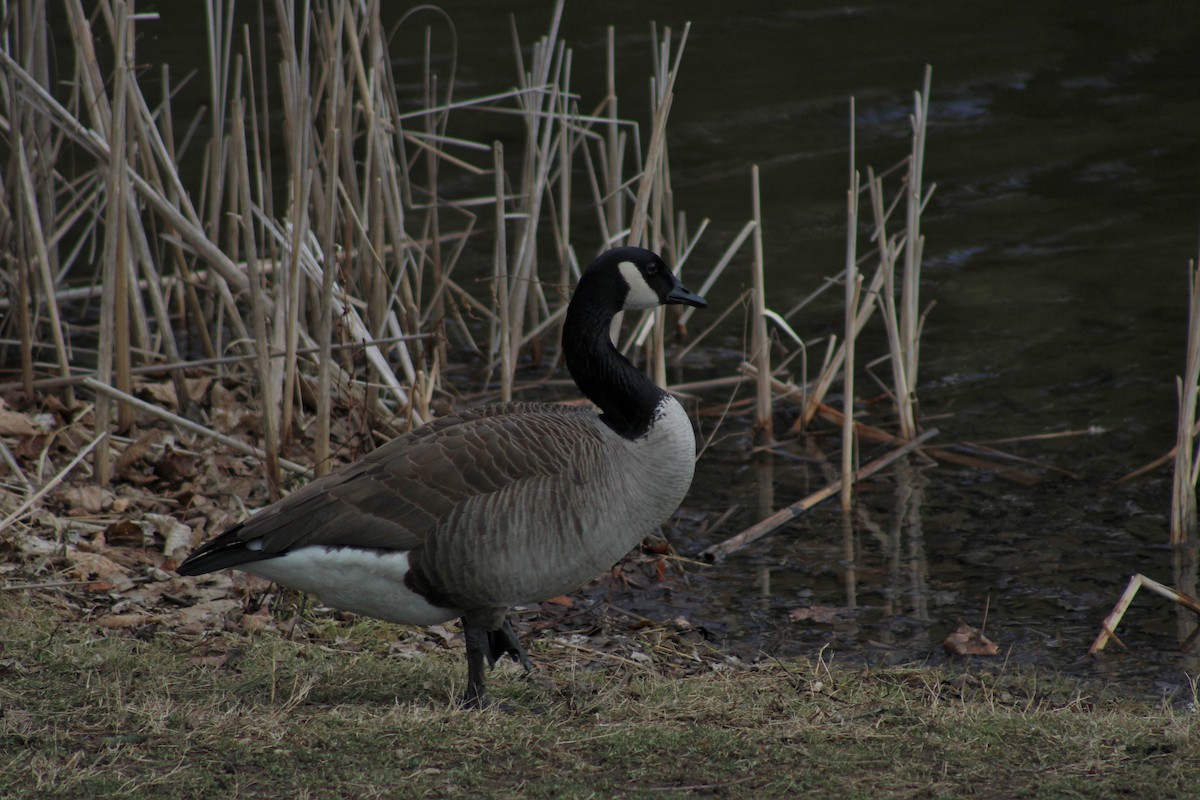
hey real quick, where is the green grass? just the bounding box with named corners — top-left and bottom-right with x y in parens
top-left (1, 598), bottom-right (1197, 799)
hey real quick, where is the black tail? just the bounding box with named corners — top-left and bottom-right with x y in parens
top-left (176, 527), bottom-right (276, 576)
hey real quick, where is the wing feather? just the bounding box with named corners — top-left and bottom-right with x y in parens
top-left (178, 402), bottom-right (607, 575)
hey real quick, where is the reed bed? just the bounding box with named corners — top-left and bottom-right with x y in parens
top-left (0, 0), bottom-right (943, 553)
top-left (0, 1), bottom-right (716, 485)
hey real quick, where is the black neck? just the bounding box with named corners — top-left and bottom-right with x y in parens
top-left (563, 297), bottom-right (666, 440)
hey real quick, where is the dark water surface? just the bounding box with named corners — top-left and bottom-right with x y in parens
top-left (131, 2), bottom-right (1200, 695)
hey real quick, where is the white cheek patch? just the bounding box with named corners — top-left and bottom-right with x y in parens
top-left (618, 260), bottom-right (662, 310)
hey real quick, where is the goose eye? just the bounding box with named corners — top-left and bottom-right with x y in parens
top-left (645, 262), bottom-right (660, 276)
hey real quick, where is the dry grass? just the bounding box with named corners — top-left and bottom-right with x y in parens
top-left (2, 595), bottom-right (1198, 799)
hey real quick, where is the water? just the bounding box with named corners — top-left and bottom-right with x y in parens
top-left (532, 0), bottom-right (1200, 694)
top-left (127, 2), bottom-right (1200, 695)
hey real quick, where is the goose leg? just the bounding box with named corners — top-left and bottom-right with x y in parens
top-left (461, 617), bottom-right (532, 709)
top-left (486, 618), bottom-right (532, 672)
top-left (461, 620), bottom-right (491, 709)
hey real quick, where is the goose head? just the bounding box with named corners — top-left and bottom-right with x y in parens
top-left (576, 247), bottom-right (707, 313)
top-left (564, 247), bottom-right (707, 438)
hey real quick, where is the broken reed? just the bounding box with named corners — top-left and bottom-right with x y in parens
top-left (0, 0), bottom-right (724, 484)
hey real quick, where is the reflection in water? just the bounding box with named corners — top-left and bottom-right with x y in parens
top-left (752, 442), bottom-right (933, 622)
top-left (1173, 540), bottom-right (1199, 647)
top-left (897, 458), bottom-right (930, 624)
top-left (755, 451), bottom-right (775, 521)
top-left (841, 511), bottom-right (856, 610)
top-left (754, 453), bottom-right (775, 601)
top-left (855, 456), bottom-right (929, 623)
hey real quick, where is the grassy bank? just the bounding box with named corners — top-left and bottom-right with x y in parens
top-left (1, 596), bottom-right (1196, 799)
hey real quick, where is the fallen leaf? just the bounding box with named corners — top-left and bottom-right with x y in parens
top-left (788, 606), bottom-right (840, 624)
top-left (139, 381), bottom-right (178, 406)
top-left (114, 429), bottom-right (164, 475)
top-left (0, 405), bottom-right (43, 436)
top-left (240, 610), bottom-right (276, 631)
top-left (139, 377), bottom-right (213, 409)
top-left (543, 595), bottom-right (574, 608)
top-left (61, 485), bottom-right (113, 515)
top-left (143, 513), bottom-right (193, 558)
top-left (67, 551), bottom-right (135, 591)
top-left (155, 445), bottom-right (198, 484)
top-left (943, 620), bottom-right (1000, 657)
top-left (642, 539), bottom-right (671, 555)
top-left (103, 519), bottom-right (147, 546)
top-left (170, 598), bottom-right (241, 628)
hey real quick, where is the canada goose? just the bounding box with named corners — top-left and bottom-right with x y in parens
top-left (177, 246), bottom-right (706, 707)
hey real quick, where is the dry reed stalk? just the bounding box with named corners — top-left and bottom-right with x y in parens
top-left (493, 141), bottom-right (513, 403)
top-left (604, 25), bottom-right (624, 244)
top-left (505, 4), bottom-right (566, 375)
top-left (552, 45), bottom-right (576, 305)
top-left (626, 22), bottom-right (688, 248)
top-left (794, 73), bottom-right (936, 436)
top-left (5, 3), bottom-right (55, 399)
top-left (14, 262), bottom-right (33, 395)
top-left (92, 0), bottom-right (134, 484)
top-left (420, 22), bottom-right (449, 373)
top-left (313, 8), bottom-right (346, 478)
top-left (203, 0), bottom-right (234, 254)
top-left (111, 5), bottom-right (133, 433)
top-left (628, 23), bottom-right (688, 388)
top-left (841, 99), bottom-right (860, 512)
top-left (231, 94), bottom-right (282, 496)
top-left (1171, 257), bottom-right (1200, 545)
top-left (895, 65), bottom-right (934, 440)
top-left (112, 57), bottom-right (192, 408)
top-left (274, 0), bottom-right (316, 453)
top-left (868, 161), bottom-right (906, 392)
top-left (15, 141), bottom-right (73, 408)
top-left (64, 0), bottom-right (108, 138)
top-left (750, 166), bottom-right (772, 443)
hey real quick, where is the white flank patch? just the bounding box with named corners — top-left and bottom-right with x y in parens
top-left (240, 545), bottom-right (456, 626)
top-left (618, 260), bottom-right (661, 310)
